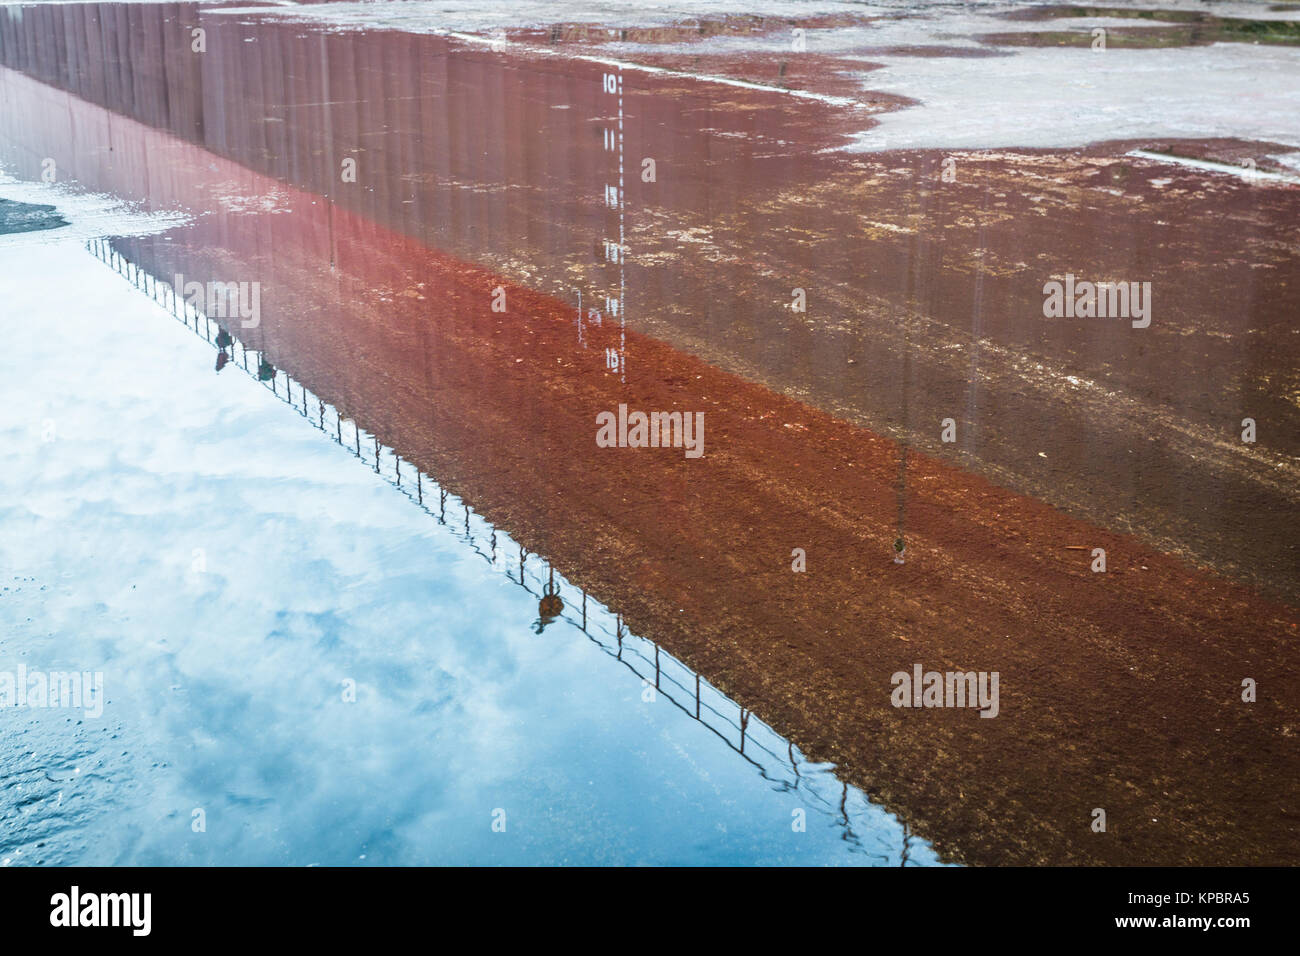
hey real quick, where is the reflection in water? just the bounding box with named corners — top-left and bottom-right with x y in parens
top-left (81, 235), bottom-right (945, 865)
top-left (0, 4), bottom-right (1296, 867)
top-left (3, 3), bottom-right (1297, 606)
top-left (215, 328), bottom-right (233, 372)
top-left (535, 568), bottom-right (564, 634)
top-left (0, 197), bottom-right (66, 235)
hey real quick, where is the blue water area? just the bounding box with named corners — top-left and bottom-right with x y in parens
top-left (0, 230), bottom-right (944, 866)
top-left (0, 198), bottom-right (67, 236)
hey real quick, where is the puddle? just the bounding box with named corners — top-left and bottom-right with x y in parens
top-left (999, 5), bottom-right (1300, 47)
top-left (0, 197), bottom-right (66, 235)
top-left (1, 231), bottom-right (942, 866)
top-left (0, 1), bottom-right (1296, 867)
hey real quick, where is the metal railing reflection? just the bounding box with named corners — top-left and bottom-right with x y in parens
top-left (86, 236), bottom-right (938, 866)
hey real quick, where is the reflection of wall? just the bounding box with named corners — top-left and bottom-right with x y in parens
top-left (3, 61), bottom-right (1297, 867)
top-left (2, 3), bottom-right (1297, 602)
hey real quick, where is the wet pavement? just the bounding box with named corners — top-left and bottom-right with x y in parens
top-left (0, 1), bottom-right (1297, 866)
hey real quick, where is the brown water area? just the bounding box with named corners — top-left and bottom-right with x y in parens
top-left (0, 4), bottom-right (1296, 865)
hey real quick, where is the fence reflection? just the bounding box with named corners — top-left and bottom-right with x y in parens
top-left (85, 235), bottom-right (944, 866)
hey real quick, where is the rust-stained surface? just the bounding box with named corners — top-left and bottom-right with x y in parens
top-left (0, 3), bottom-right (1296, 865)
